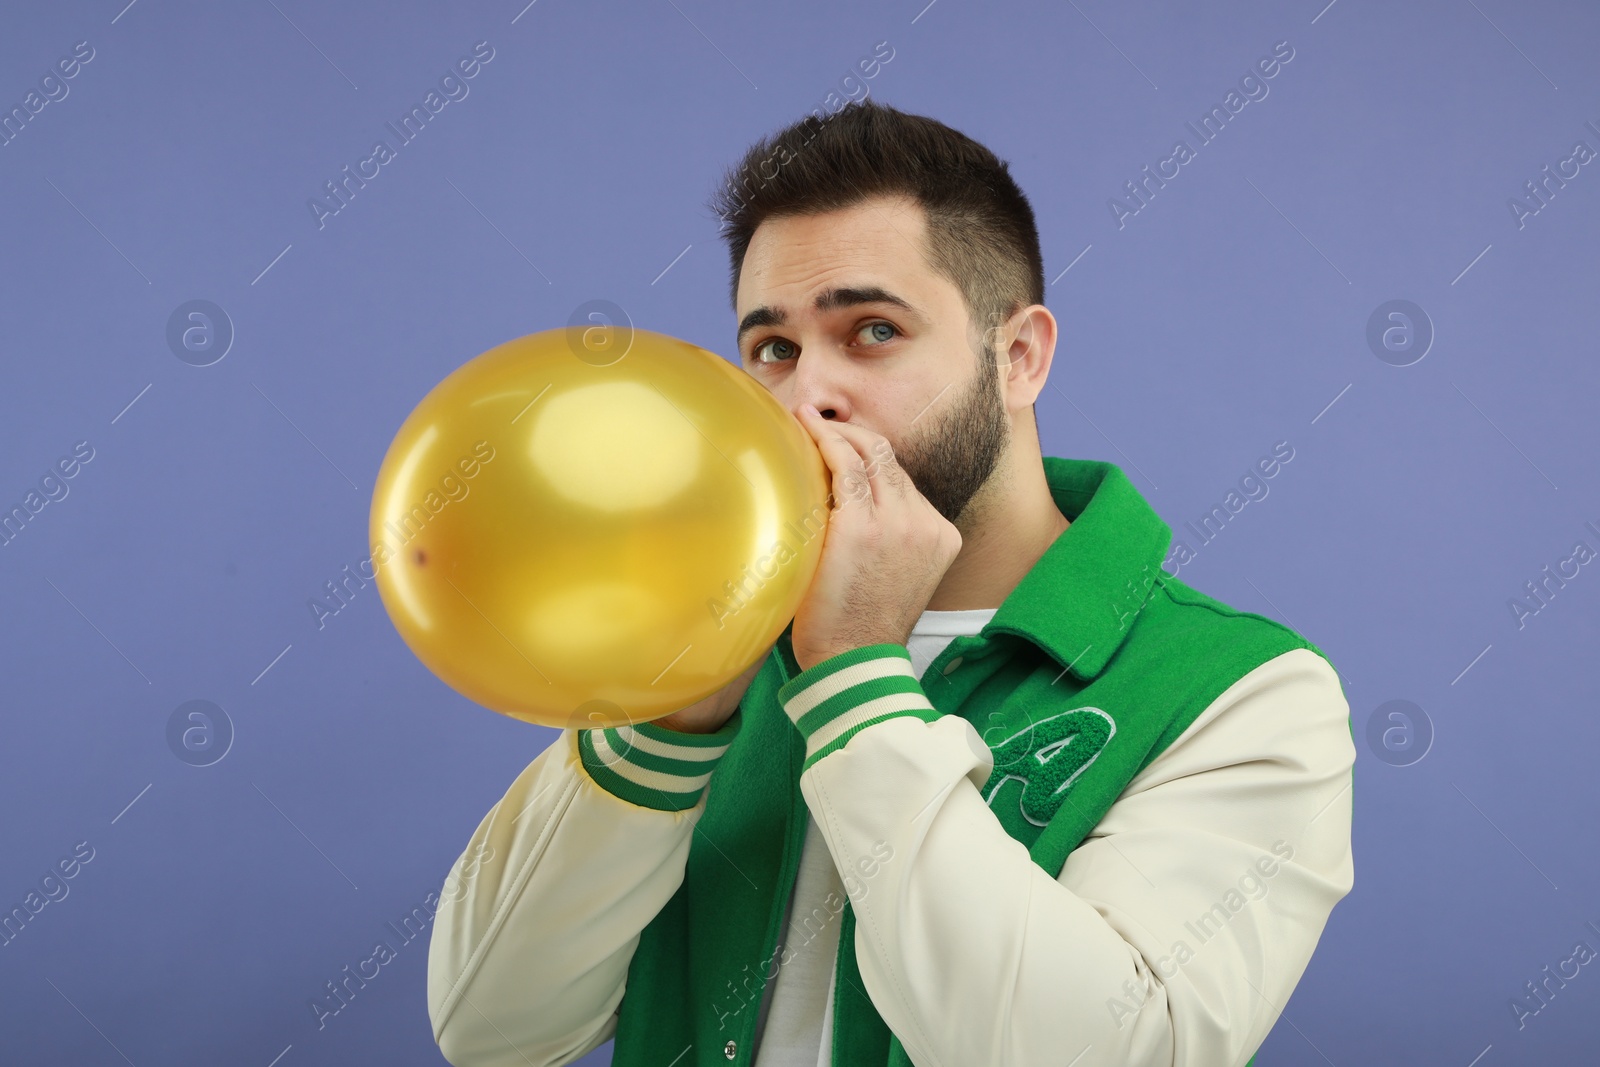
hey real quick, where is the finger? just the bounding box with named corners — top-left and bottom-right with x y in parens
top-left (794, 404), bottom-right (870, 462)
top-left (797, 406), bottom-right (877, 510)
top-left (801, 411), bottom-right (906, 508)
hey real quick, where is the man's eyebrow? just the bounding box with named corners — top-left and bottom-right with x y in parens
top-left (736, 286), bottom-right (925, 346)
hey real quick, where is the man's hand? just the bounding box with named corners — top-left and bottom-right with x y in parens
top-left (788, 404), bottom-right (963, 674)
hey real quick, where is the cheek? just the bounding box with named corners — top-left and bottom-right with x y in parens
top-left (762, 381), bottom-right (792, 409)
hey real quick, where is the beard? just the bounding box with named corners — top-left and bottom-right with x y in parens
top-left (892, 335), bottom-right (1011, 527)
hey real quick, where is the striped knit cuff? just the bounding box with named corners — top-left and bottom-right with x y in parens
top-left (576, 711), bottom-right (741, 812)
top-left (777, 644), bottom-right (938, 772)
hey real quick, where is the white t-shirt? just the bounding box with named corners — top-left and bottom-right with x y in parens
top-left (752, 608), bottom-right (997, 1067)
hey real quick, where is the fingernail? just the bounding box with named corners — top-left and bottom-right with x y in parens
top-left (801, 403), bottom-right (818, 418)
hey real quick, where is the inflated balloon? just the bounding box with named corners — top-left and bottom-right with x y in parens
top-left (369, 325), bottom-right (829, 731)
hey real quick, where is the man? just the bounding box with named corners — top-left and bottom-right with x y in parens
top-left (427, 99), bottom-right (1354, 1067)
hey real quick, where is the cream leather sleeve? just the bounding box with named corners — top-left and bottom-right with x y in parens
top-left (778, 645), bottom-right (1354, 1067)
top-left (427, 713), bottom-right (741, 1067)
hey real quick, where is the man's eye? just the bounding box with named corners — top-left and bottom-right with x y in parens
top-left (752, 338), bottom-right (798, 364)
top-left (857, 321), bottom-right (898, 344)
top-left (751, 323), bottom-right (897, 365)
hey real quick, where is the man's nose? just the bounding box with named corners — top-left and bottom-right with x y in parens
top-left (792, 401), bottom-right (838, 421)
top-left (788, 378), bottom-right (843, 422)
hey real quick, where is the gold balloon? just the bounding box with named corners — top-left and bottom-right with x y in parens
top-left (369, 326), bottom-right (829, 731)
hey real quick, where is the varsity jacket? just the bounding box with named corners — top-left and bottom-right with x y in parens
top-left (427, 456), bottom-right (1357, 1066)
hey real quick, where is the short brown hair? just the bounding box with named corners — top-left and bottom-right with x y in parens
top-left (708, 99), bottom-right (1045, 353)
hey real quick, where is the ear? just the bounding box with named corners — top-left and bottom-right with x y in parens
top-left (985, 305), bottom-right (1058, 411)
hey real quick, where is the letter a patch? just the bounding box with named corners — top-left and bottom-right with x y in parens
top-left (982, 707), bottom-right (1116, 827)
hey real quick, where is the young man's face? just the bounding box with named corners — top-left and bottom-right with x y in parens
top-left (734, 194), bottom-right (1013, 527)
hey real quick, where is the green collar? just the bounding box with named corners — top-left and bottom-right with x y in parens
top-left (985, 457), bottom-right (1173, 683)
